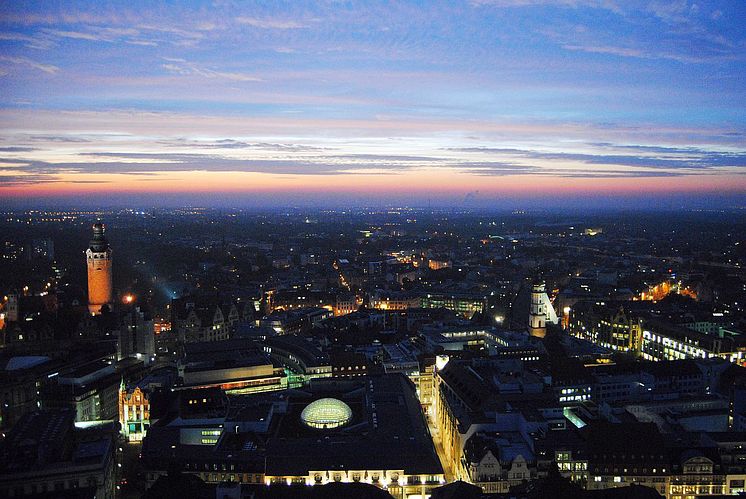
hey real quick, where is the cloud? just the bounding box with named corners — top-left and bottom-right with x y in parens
top-left (28, 135), bottom-right (90, 143)
top-left (457, 161), bottom-right (539, 174)
top-left (0, 56), bottom-right (58, 74)
top-left (0, 174), bottom-right (62, 186)
top-left (533, 2), bottom-right (742, 65)
top-left (447, 146), bottom-right (746, 171)
top-left (332, 154), bottom-right (446, 162)
top-left (125, 40), bottom-right (158, 47)
top-left (646, 0), bottom-right (690, 25)
top-left (2, 133), bottom-right (745, 187)
top-left (41, 29), bottom-right (105, 42)
top-left (560, 42), bottom-right (738, 64)
top-left (470, 0), bottom-right (618, 8)
top-left (0, 31), bottom-right (55, 50)
top-left (158, 139), bottom-right (328, 151)
top-left (0, 152), bottom-right (411, 178)
top-left (161, 60), bottom-right (261, 82)
top-left (0, 151), bottom-right (538, 183)
top-left (22, 23), bottom-right (203, 48)
top-left (235, 17), bottom-right (308, 29)
top-left (561, 43), bottom-right (645, 59)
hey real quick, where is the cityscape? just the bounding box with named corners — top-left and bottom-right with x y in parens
top-left (2, 2), bottom-right (746, 499)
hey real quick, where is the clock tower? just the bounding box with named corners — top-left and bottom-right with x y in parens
top-left (87, 221), bottom-right (113, 315)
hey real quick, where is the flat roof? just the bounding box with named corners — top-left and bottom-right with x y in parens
top-left (265, 374), bottom-right (443, 476)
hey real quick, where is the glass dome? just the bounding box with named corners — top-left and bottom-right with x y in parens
top-left (300, 398), bottom-right (353, 429)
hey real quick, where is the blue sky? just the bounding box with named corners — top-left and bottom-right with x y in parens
top-left (0, 0), bottom-right (745, 208)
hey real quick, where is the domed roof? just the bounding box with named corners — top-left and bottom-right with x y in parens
top-left (300, 398), bottom-right (352, 429)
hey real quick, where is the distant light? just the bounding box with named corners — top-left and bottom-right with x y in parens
top-left (494, 315), bottom-right (504, 324)
top-left (123, 294), bottom-right (135, 304)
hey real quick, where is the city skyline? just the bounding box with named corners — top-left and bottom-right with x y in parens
top-left (1, 0), bottom-right (745, 208)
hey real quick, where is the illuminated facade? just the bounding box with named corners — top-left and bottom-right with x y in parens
top-left (428, 258), bottom-right (451, 270)
top-left (86, 222), bottom-right (113, 315)
top-left (119, 382), bottom-right (150, 441)
top-left (263, 375), bottom-right (444, 498)
top-left (462, 433), bottom-right (535, 494)
top-left (140, 375), bottom-right (442, 497)
top-left (420, 292), bottom-right (486, 319)
top-left (640, 317), bottom-right (746, 364)
top-left (637, 280), bottom-right (674, 301)
top-left (528, 282), bottom-right (558, 338)
top-left (569, 303), bottom-right (642, 353)
top-left (668, 455), bottom-right (725, 498)
top-left (433, 360), bottom-right (549, 492)
top-left (369, 289), bottom-right (420, 311)
top-left (333, 293), bottom-right (358, 316)
top-left (569, 304), bottom-right (746, 365)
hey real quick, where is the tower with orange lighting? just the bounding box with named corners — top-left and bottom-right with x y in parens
top-left (87, 222), bottom-right (113, 314)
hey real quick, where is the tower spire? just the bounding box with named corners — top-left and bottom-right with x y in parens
top-left (86, 221), bottom-right (114, 315)
top-left (528, 279), bottom-right (559, 338)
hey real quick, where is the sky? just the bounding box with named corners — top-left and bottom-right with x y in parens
top-left (0, 0), bottom-right (745, 209)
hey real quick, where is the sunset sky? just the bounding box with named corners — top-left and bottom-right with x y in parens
top-left (1, 0), bottom-right (745, 209)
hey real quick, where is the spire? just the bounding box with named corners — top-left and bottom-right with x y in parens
top-left (89, 221), bottom-right (110, 252)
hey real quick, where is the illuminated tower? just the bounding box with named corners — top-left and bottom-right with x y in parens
top-left (528, 281), bottom-right (558, 338)
top-left (86, 222), bottom-right (113, 314)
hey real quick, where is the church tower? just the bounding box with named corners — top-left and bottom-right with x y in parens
top-left (528, 282), bottom-right (547, 338)
top-left (87, 222), bottom-right (113, 314)
top-left (528, 281), bottom-right (558, 338)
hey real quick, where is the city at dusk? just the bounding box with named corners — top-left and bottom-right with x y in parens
top-left (2, 2), bottom-right (746, 499)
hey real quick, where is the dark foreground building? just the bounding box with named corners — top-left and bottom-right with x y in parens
top-left (142, 374), bottom-right (444, 498)
top-left (0, 409), bottom-right (116, 498)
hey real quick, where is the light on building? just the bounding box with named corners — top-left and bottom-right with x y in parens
top-left (435, 355), bottom-right (450, 372)
top-left (123, 294), bottom-right (135, 304)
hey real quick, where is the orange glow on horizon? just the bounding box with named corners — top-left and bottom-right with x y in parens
top-left (3, 169), bottom-right (745, 198)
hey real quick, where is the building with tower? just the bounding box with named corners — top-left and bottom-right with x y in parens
top-left (528, 282), bottom-right (558, 338)
top-left (86, 222), bottom-right (113, 315)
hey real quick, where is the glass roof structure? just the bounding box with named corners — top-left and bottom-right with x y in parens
top-left (300, 398), bottom-right (352, 429)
